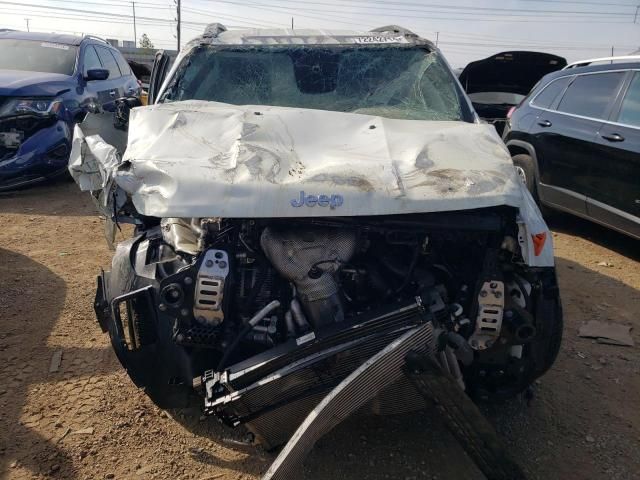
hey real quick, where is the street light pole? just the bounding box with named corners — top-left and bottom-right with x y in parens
top-left (25, 18), bottom-right (30, 32)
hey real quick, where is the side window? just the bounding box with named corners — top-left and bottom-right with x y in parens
top-left (531, 76), bottom-right (571, 109)
top-left (82, 45), bottom-right (102, 76)
top-left (112, 50), bottom-right (132, 76)
top-left (557, 72), bottom-right (624, 120)
top-left (95, 46), bottom-right (121, 79)
top-left (617, 72), bottom-right (640, 127)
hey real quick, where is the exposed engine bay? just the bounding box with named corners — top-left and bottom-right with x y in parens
top-left (95, 208), bottom-right (561, 448)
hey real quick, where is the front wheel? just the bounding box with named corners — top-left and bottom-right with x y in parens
top-left (512, 154), bottom-right (536, 195)
top-left (512, 153), bottom-right (553, 218)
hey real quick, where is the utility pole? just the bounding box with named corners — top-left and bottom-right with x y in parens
top-left (176, 0), bottom-right (181, 52)
top-left (291, 17), bottom-right (294, 30)
top-left (25, 18), bottom-right (30, 32)
top-left (634, 4), bottom-right (639, 23)
top-left (435, 31), bottom-right (439, 47)
top-left (132, 2), bottom-right (137, 46)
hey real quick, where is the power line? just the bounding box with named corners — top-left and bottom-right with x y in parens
top-left (0, 18), bottom-right (178, 46)
top-left (325, 0), bottom-right (640, 12)
top-left (200, 0), bottom-right (637, 17)
top-left (182, 6), bottom-right (286, 27)
top-left (41, 0), bottom-right (174, 8)
top-left (195, 0), bottom-right (370, 27)
top-left (199, 0), bottom-right (635, 23)
top-left (2, 8), bottom-right (173, 27)
top-left (521, 0), bottom-right (638, 7)
top-left (438, 30), bottom-right (637, 49)
top-left (1, 6), bottom-right (276, 34)
top-left (439, 40), bottom-right (630, 51)
top-left (0, 1), bottom-right (239, 28)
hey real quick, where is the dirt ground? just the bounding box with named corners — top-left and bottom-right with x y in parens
top-left (1, 179), bottom-right (639, 480)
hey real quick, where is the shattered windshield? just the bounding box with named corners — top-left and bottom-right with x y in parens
top-left (160, 45), bottom-right (470, 121)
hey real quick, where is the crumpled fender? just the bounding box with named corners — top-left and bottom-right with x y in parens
top-left (516, 181), bottom-right (554, 267)
top-left (69, 123), bottom-right (120, 192)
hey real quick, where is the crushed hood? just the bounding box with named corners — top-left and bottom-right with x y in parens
top-left (69, 100), bottom-right (554, 266)
top-left (459, 51), bottom-right (567, 96)
top-left (111, 100), bottom-right (523, 218)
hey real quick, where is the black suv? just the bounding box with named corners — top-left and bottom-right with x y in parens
top-left (503, 57), bottom-right (640, 240)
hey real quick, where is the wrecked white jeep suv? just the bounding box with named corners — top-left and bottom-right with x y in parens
top-left (70, 25), bottom-right (562, 469)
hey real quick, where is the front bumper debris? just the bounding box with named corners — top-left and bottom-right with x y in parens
top-left (0, 113), bottom-right (71, 190)
top-left (263, 329), bottom-right (527, 480)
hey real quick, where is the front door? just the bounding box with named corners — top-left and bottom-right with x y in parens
top-left (94, 46), bottom-right (125, 112)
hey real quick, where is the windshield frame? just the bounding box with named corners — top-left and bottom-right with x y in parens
top-left (0, 38), bottom-right (79, 76)
top-left (158, 43), bottom-right (476, 123)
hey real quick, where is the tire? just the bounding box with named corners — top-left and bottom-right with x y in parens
top-left (512, 153), bottom-right (553, 218)
top-left (511, 153), bottom-right (536, 197)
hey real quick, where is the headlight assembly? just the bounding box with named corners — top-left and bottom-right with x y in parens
top-left (0, 97), bottom-right (63, 117)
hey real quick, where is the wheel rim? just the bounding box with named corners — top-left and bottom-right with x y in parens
top-left (514, 166), bottom-right (527, 186)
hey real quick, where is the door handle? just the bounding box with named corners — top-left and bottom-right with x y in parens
top-left (537, 120), bottom-right (552, 127)
top-left (109, 90), bottom-right (117, 97)
top-left (601, 133), bottom-right (625, 142)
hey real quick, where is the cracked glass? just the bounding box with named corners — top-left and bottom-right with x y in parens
top-left (160, 46), bottom-right (468, 121)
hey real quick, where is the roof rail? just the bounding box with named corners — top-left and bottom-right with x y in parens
top-left (203, 23), bottom-right (227, 38)
top-left (83, 34), bottom-right (108, 44)
top-left (370, 25), bottom-right (416, 36)
top-left (564, 55), bottom-right (640, 69)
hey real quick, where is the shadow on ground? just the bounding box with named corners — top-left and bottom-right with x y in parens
top-left (0, 249), bottom-right (116, 479)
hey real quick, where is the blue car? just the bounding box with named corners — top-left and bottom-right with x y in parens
top-left (0, 31), bottom-right (140, 191)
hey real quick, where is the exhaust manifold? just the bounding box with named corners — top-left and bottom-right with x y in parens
top-left (260, 227), bottom-right (356, 328)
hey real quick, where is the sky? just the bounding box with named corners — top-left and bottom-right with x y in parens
top-left (1, 0), bottom-right (639, 67)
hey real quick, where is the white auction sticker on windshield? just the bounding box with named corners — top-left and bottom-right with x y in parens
top-left (41, 42), bottom-right (70, 50)
top-left (353, 36), bottom-right (406, 44)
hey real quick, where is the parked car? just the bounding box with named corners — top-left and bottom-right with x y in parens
top-left (69, 24), bottom-right (562, 471)
top-left (0, 31), bottom-right (140, 191)
top-left (503, 55), bottom-right (640, 240)
top-left (459, 51), bottom-right (567, 135)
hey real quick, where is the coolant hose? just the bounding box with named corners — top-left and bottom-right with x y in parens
top-left (217, 300), bottom-right (281, 371)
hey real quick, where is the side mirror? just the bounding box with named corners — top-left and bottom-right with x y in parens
top-left (85, 68), bottom-right (110, 81)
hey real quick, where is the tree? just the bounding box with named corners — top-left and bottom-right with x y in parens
top-left (138, 33), bottom-right (154, 49)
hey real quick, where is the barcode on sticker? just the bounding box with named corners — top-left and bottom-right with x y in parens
top-left (41, 42), bottom-right (70, 50)
top-left (353, 36), bottom-right (405, 44)
top-left (296, 332), bottom-right (316, 345)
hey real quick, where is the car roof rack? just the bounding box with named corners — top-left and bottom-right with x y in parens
top-left (564, 55), bottom-right (640, 69)
top-left (83, 34), bottom-right (108, 44)
top-left (370, 25), bottom-right (416, 36)
top-left (203, 23), bottom-right (227, 38)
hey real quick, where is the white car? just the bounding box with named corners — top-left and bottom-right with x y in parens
top-left (69, 24), bottom-right (562, 467)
